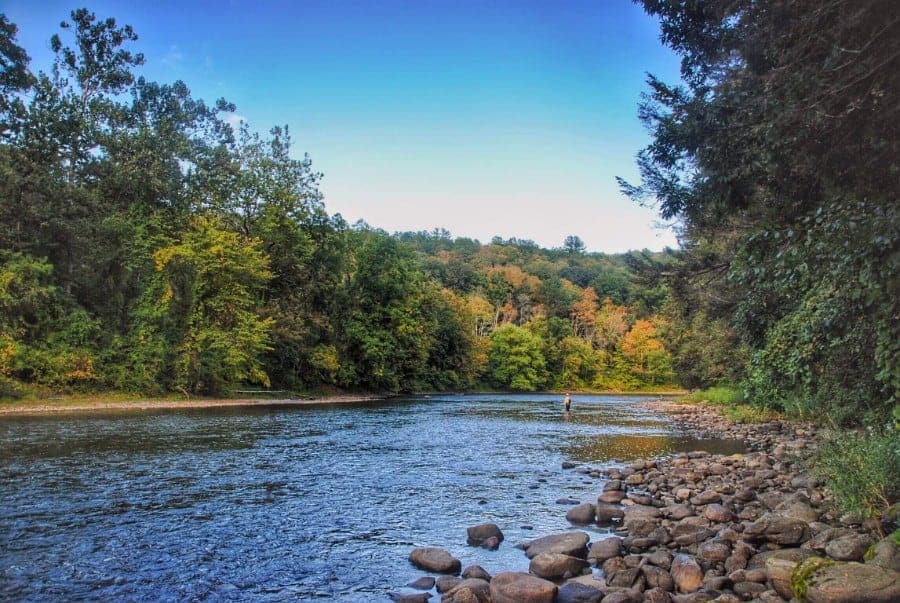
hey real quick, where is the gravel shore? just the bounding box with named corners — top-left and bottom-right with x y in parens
top-left (399, 401), bottom-right (899, 603)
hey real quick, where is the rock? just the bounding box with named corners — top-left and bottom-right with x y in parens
top-left (734, 489), bottom-right (755, 503)
top-left (409, 548), bottom-right (461, 574)
top-left (671, 517), bottom-right (714, 546)
top-left (462, 565), bottom-right (491, 581)
top-left (600, 591), bottom-right (642, 603)
top-left (408, 576), bottom-right (436, 590)
top-left (624, 504), bottom-right (662, 520)
top-left (627, 493), bottom-right (653, 506)
top-left (529, 552), bottom-right (588, 580)
top-left (436, 576), bottom-right (463, 593)
top-left (775, 500), bottom-right (819, 524)
top-left (524, 532), bottom-right (590, 559)
top-left (602, 557), bottom-right (626, 576)
top-left (596, 502), bottom-right (625, 524)
top-left (804, 561), bottom-right (900, 603)
top-left (625, 473), bottom-right (644, 485)
top-left (587, 537), bottom-right (622, 563)
top-left (489, 572), bottom-right (558, 603)
top-left (702, 576), bottom-right (730, 591)
top-left (764, 554), bottom-right (817, 600)
top-left (563, 461), bottom-right (578, 469)
top-left (867, 537), bottom-right (900, 572)
top-left (624, 517), bottom-right (658, 537)
top-left (667, 504), bottom-right (695, 520)
top-left (567, 503), bottom-right (597, 524)
top-left (732, 581), bottom-right (767, 598)
top-left (743, 512), bottom-right (809, 545)
top-left (825, 533), bottom-right (872, 561)
top-left (391, 593), bottom-right (430, 603)
top-left (671, 554), bottom-right (703, 593)
top-left (703, 504), bottom-right (735, 523)
top-left (691, 490), bottom-right (721, 505)
top-left (598, 490), bottom-right (627, 504)
top-left (466, 523), bottom-right (504, 547)
top-left (642, 564), bottom-right (675, 591)
top-left (606, 567), bottom-right (640, 588)
top-left (558, 498), bottom-right (581, 505)
top-left (675, 488), bottom-right (692, 501)
top-left (697, 540), bottom-right (730, 563)
top-left (557, 581), bottom-right (605, 603)
top-left (480, 536), bottom-right (500, 550)
top-left (805, 527), bottom-right (855, 552)
top-left (747, 547), bottom-right (816, 571)
top-left (645, 550), bottom-right (673, 569)
top-left (443, 578), bottom-right (490, 603)
top-left (643, 587), bottom-right (673, 603)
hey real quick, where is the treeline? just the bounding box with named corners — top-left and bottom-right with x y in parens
top-left (626, 0), bottom-right (898, 425)
top-left (0, 9), bottom-right (678, 398)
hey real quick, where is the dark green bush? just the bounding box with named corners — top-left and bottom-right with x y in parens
top-left (812, 428), bottom-right (900, 522)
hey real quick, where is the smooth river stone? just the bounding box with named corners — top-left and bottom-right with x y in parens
top-left (489, 572), bottom-right (557, 603)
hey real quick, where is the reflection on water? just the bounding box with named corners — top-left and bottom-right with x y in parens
top-left (0, 394), bottom-right (742, 601)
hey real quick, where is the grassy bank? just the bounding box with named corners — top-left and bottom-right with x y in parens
top-left (677, 385), bottom-right (782, 424)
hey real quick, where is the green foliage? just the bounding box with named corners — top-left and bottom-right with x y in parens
top-left (680, 386), bottom-right (745, 406)
top-left (143, 216), bottom-right (274, 395)
top-left (791, 557), bottom-right (834, 601)
top-left (488, 324), bottom-right (547, 391)
top-left (812, 428), bottom-right (900, 521)
top-left (625, 0), bottom-right (899, 424)
top-left (0, 9), bottom-right (683, 399)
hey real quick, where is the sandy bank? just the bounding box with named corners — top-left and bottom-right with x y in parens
top-left (0, 394), bottom-right (388, 416)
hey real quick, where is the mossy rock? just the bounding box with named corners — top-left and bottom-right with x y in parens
top-left (791, 557), bottom-right (833, 600)
top-left (794, 559), bottom-right (900, 603)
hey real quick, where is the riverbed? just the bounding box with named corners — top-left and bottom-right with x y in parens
top-left (0, 394), bottom-right (743, 601)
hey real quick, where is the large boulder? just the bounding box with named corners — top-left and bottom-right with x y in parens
top-left (670, 554), bottom-right (703, 593)
top-left (524, 532), bottom-right (590, 559)
top-left (489, 572), bottom-right (558, 603)
top-left (529, 552), bottom-right (588, 580)
top-left (466, 523), bottom-right (504, 547)
top-left (747, 547), bottom-right (817, 571)
top-left (567, 503), bottom-right (597, 524)
top-left (803, 561), bottom-right (900, 603)
top-left (867, 537), bottom-right (900, 572)
top-left (409, 547), bottom-right (461, 574)
top-left (743, 512), bottom-right (810, 545)
top-left (765, 554), bottom-right (822, 599)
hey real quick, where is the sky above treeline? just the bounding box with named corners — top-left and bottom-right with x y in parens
top-left (5, 1), bottom-right (683, 252)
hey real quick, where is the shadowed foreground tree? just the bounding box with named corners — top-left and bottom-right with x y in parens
top-left (623, 0), bottom-right (899, 423)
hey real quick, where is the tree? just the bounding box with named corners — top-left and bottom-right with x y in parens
top-left (571, 286), bottom-right (599, 340)
top-left (563, 235), bottom-right (586, 255)
top-left (488, 324), bottom-right (546, 391)
top-left (625, 0), bottom-right (899, 421)
top-left (142, 216), bottom-right (273, 394)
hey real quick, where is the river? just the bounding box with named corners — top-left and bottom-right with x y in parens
top-left (0, 393), bottom-right (743, 601)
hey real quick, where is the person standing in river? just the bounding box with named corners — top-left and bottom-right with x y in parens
top-left (564, 392), bottom-right (571, 412)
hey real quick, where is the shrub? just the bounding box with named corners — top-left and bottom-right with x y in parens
top-left (812, 428), bottom-right (900, 522)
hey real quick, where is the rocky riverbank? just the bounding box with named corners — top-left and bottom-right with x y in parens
top-left (394, 401), bottom-right (899, 602)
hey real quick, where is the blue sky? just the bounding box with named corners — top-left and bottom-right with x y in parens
top-left (3, 1), bottom-right (682, 252)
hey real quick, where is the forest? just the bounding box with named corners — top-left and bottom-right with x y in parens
top-left (0, 9), bottom-right (680, 400)
top-left (1, 3), bottom-right (897, 429)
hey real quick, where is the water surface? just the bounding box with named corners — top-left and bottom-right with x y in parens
top-left (0, 394), bottom-right (743, 601)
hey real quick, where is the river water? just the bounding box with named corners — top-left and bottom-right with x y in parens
top-left (0, 394), bottom-right (743, 601)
